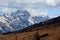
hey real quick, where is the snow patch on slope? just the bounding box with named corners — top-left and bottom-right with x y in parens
top-left (0, 9), bottom-right (49, 34)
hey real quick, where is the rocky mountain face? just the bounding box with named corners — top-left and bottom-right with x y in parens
top-left (0, 10), bottom-right (49, 34)
top-left (0, 16), bottom-right (60, 40)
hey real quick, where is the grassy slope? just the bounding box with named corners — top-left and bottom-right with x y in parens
top-left (0, 22), bottom-right (60, 40)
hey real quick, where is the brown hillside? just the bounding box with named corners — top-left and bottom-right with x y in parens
top-left (0, 16), bottom-right (60, 40)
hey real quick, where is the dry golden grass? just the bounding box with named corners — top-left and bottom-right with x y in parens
top-left (0, 23), bottom-right (60, 40)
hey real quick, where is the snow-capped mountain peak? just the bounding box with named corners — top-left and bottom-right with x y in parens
top-left (0, 9), bottom-right (49, 34)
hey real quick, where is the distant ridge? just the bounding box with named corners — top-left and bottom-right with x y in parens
top-left (2, 16), bottom-right (60, 35)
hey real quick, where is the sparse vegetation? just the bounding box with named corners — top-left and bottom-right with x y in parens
top-left (0, 17), bottom-right (60, 40)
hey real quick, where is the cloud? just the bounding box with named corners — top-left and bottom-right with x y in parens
top-left (0, 0), bottom-right (60, 8)
top-left (0, 0), bottom-right (60, 18)
top-left (0, 0), bottom-right (9, 6)
top-left (26, 8), bottom-right (48, 17)
top-left (46, 0), bottom-right (56, 6)
top-left (10, 0), bottom-right (60, 8)
top-left (2, 8), bottom-right (17, 13)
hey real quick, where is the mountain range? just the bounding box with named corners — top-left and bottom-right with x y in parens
top-left (0, 9), bottom-right (49, 34)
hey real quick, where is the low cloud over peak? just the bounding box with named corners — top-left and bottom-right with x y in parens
top-left (0, 0), bottom-right (60, 18)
